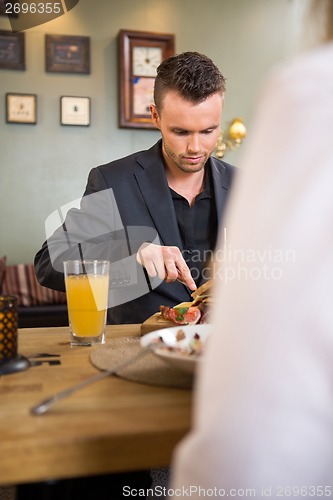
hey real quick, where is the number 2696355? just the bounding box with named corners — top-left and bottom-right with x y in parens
top-left (5, 2), bottom-right (62, 14)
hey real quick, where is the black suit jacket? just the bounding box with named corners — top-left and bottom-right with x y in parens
top-left (35, 140), bottom-right (236, 324)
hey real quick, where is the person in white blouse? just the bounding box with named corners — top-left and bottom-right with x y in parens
top-left (170, 0), bottom-right (333, 498)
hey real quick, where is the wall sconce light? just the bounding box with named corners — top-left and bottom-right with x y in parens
top-left (215, 118), bottom-right (247, 158)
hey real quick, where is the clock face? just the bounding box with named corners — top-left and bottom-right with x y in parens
top-left (132, 46), bottom-right (162, 77)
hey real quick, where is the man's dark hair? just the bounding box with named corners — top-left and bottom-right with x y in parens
top-left (154, 51), bottom-right (226, 112)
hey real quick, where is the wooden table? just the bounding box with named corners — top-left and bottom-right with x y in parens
top-left (0, 325), bottom-right (192, 486)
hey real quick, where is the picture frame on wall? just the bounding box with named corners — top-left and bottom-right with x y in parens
top-left (46, 34), bottom-right (90, 74)
top-left (0, 0), bottom-right (18, 17)
top-left (0, 30), bottom-right (25, 70)
top-left (0, 0), bottom-right (7, 15)
top-left (60, 96), bottom-right (90, 126)
top-left (118, 30), bottom-right (175, 129)
top-left (6, 93), bottom-right (37, 124)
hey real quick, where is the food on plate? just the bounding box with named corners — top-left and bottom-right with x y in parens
top-left (159, 305), bottom-right (201, 325)
top-left (176, 329), bottom-right (186, 341)
top-left (141, 324), bottom-right (211, 373)
top-left (157, 329), bottom-right (204, 356)
top-left (159, 279), bottom-right (214, 325)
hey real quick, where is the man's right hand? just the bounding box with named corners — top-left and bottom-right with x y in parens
top-left (137, 242), bottom-right (197, 291)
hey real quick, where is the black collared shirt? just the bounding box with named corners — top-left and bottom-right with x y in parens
top-left (170, 167), bottom-right (218, 287)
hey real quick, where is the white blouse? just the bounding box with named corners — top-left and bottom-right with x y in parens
top-left (171, 42), bottom-right (333, 499)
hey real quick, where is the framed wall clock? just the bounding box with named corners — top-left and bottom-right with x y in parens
top-left (118, 29), bottom-right (175, 129)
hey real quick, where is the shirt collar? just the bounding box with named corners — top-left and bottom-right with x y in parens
top-left (169, 163), bottom-right (213, 200)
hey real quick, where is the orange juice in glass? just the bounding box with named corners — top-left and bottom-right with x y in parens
top-left (64, 260), bottom-right (110, 346)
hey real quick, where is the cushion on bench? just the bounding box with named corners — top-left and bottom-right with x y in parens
top-left (1, 259), bottom-right (68, 328)
top-left (2, 262), bottom-right (66, 306)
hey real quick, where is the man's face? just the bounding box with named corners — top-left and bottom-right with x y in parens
top-left (151, 90), bottom-right (223, 174)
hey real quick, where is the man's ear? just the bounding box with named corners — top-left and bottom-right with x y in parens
top-left (150, 104), bottom-right (161, 129)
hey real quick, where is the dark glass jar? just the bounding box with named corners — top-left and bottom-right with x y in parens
top-left (0, 295), bottom-right (18, 361)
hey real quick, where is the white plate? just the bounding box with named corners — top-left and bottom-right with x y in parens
top-left (140, 324), bottom-right (211, 374)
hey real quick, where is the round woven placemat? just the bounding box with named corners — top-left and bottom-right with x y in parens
top-left (90, 337), bottom-right (193, 390)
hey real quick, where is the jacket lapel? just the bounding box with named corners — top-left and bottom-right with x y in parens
top-left (210, 157), bottom-right (233, 225)
top-left (134, 141), bottom-right (183, 249)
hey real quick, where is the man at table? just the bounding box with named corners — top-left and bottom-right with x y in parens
top-left (34, 51), bottom-right (235, 324)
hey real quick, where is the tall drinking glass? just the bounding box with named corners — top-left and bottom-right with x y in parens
top-left (64, 260), bottom-right (110, 346)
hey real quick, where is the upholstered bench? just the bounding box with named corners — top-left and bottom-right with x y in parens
top-left (1, 258), bottom-right (68, 328)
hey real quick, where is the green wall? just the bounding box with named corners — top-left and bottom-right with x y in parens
top-left (0, 0), bottom-right (307, 264)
